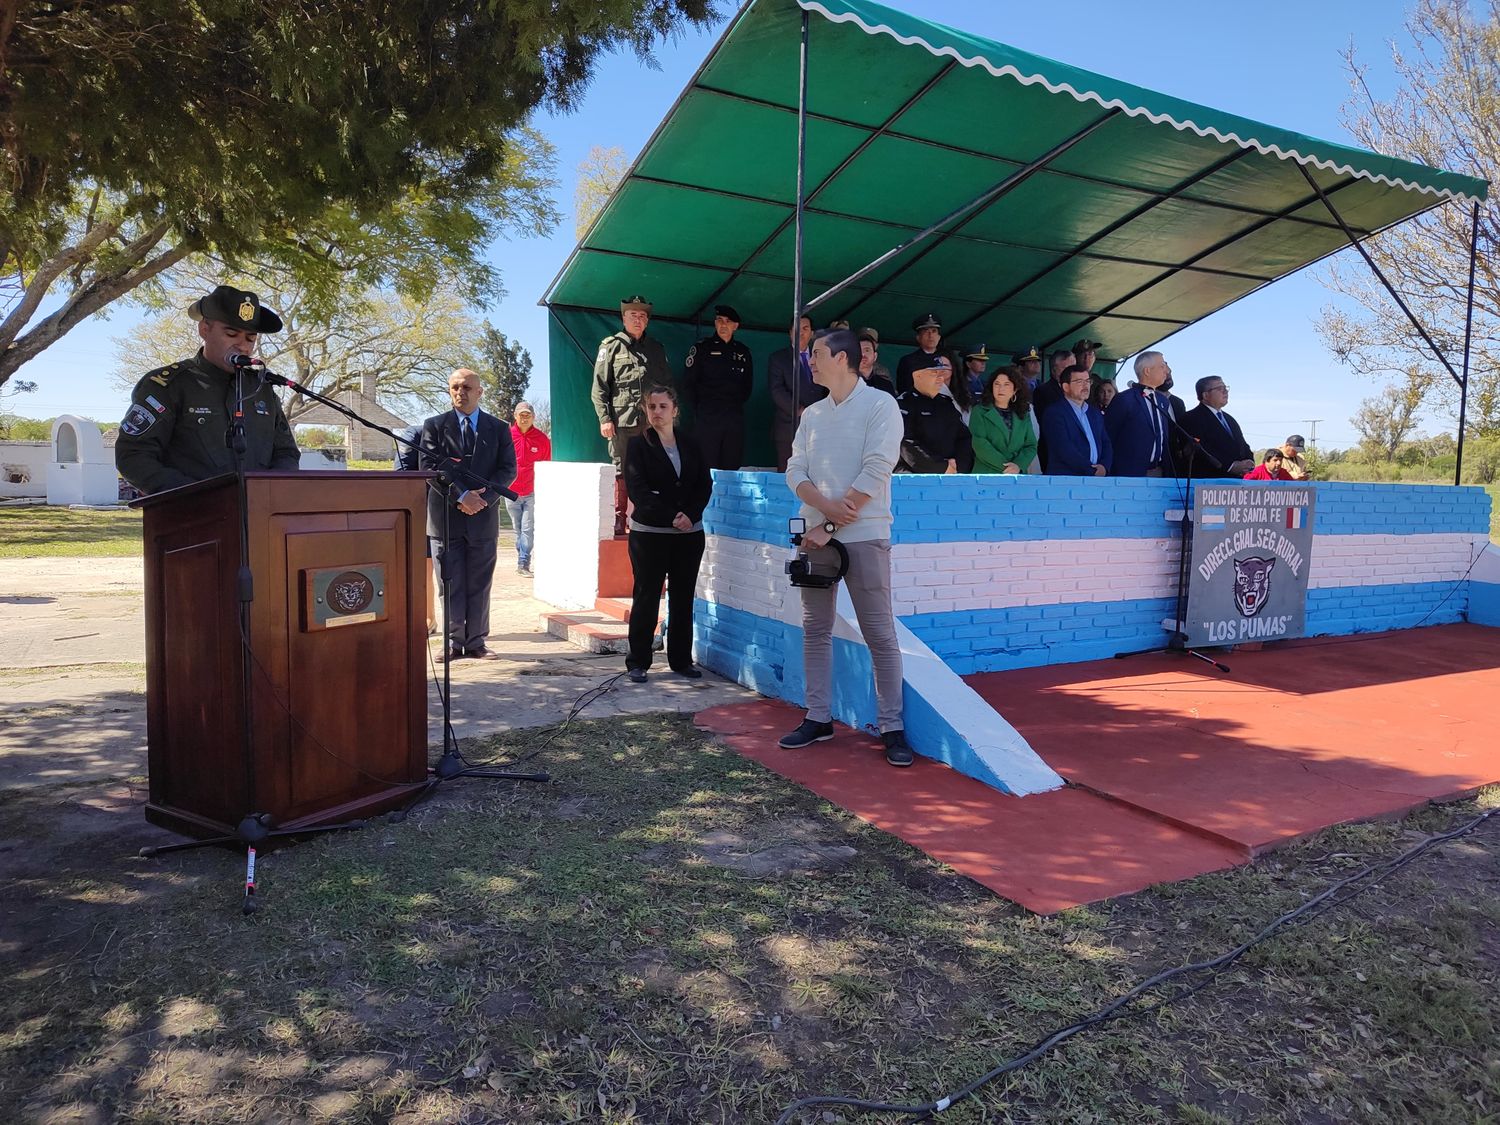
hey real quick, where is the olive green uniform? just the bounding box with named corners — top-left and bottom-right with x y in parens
top-left (591, 330), bottom-right (671, 468)
top-left (115, 352), bottom-right (301, 494)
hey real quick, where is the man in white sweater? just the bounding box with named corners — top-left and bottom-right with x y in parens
top-left (780, 327), bottom-right (911, 766)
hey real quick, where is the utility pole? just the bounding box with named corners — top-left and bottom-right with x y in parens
top-left (1305, 419), bottom-right (1323, 447)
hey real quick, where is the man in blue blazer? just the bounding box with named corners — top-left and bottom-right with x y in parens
top-left (420, 368), bottom-right (517, 660)
top-left (1106, 350), bottom-right (1176, 477)
top-left (1041, 365), bottom-right (1111, 475)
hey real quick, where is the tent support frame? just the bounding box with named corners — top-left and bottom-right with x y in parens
top-left (804, 108), bottom-right (1122, 316)
top-left (1298, 164), bottom-right (1480, 481)
top-left (1456, 201), bottom-right (1479, 487)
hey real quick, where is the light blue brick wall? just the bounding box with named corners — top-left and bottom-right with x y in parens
top-left (703, 473), bottom-right (1494, 678)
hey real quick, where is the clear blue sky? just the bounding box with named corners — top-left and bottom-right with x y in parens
top-left (13, 0), bottom-right (1450, 451)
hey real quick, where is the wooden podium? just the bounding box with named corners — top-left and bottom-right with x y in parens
top-left (134, 471), bottom-right (430, 839)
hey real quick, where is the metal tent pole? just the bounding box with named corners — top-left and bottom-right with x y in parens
top-left (791, 6), bottom-right (809, 402)
top-left (1456, 200), bottom-right (1480, 486)
top-left (1297, 163), bottom-right (1466, 391)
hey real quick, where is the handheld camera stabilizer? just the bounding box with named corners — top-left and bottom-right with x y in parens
top-left (786, 517), bottom-right (850, 589)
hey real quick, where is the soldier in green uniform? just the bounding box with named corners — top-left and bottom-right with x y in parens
top-left (115, 284), bottom-right (300, 493)
top-left (592, 294), bottom-right (671, 534)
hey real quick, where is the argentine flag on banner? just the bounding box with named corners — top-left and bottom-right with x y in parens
top-left (1285, 507), bottom-right (1305, 529)
top-left (1199, 507), bottom-right (1226, 527)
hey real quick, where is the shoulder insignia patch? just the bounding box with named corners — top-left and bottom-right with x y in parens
top-left (149, 372), bottom-right (171, 387)
top-left (120, 403), bottom-right (157, 437)
top-left (685, 345), bottom-right (697, 368)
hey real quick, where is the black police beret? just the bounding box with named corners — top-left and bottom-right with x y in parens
top-left (714, 304), bottom-right (742, 323)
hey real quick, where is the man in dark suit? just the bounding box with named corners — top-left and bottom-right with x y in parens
top-left (1180, 375), bottom-right (1256, 477)
top-left (1041, 365), bottom-right (1111, 475)
top-left (1106, 350), bottom-right (1175, 477)
top-left (769, 314), bottom-right (822, 471)
top-left (420, 368), bottom-right (516, 661)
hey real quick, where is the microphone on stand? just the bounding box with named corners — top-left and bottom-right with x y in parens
top-left (228, 353), bottom-right (264, 368)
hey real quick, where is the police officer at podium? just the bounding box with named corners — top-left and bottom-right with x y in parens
top-left (115, 284), bottom-right (300, 494)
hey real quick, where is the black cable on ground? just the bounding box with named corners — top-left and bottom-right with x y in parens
top-left (774, 802), bottom-right (1499, 1124)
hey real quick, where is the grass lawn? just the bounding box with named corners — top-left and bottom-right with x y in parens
top-left (2, 715), bottom-right (1495, 1124)
top-left (0, 505), bottom-right (143, 558)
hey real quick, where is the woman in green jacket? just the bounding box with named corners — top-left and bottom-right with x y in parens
top-left (970, 366), bottom-right (1038, 474)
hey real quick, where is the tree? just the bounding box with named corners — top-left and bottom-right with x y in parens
top-left (476, 327), bottom-right (535, 422)
top-left (1349, 367), bottom-right (1427, 460)
top-left (0, 1), bottom-right (716, 388)
top-left (575, 146), bottom-right (632, 239)
top-left (0, 376), bottom-right (36, 438)
top-left (113, 263), bottom-right (489, 426)
top-left (1315, 0), bottom-right (1500, 436)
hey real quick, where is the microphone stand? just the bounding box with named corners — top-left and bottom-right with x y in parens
top-left (1113, 406), bottom-right (1231, 674)
top-left (258, 370), bottom-right (548, 803)
top-left (138, 362), bottom-right (365, 916)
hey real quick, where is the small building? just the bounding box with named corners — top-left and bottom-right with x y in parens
top-left (292, 373), bottom-right (412, 461)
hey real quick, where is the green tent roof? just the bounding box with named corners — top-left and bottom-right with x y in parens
top-left (543, 0), bottom-right (1487, 361)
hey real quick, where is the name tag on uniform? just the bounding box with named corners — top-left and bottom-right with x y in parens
top-left (187, 406), bottom-right (214, 415)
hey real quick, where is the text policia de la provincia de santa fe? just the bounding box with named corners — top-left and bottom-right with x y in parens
top-left (1192, 486), bottom-right (1315, 644)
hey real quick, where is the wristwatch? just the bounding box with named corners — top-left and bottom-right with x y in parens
top-left (822, 520), bottom-right (837, 534)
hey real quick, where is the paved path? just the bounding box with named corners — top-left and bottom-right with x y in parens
top-left (0, 548), bottom-right (756, 790)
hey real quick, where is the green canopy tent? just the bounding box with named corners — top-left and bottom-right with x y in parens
top-left (542, 0), bottom-right (1488, 467)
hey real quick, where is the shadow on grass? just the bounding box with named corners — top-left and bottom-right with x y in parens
top-left (0, 714), bottom-right (1494, 1125)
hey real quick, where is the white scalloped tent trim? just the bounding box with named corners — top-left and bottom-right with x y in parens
top-left (799, 0), bottom-right (1483, 204)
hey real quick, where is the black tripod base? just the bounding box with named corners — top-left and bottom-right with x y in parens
top-left (137, 812), bottom-right (366, 858)
top-left (1114, 641), bottom-right (1231, 674)
top-left (386, 752), bottom-right (550, 823)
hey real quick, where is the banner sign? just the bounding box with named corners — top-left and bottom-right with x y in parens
top-left (1184, 483), bottom-right (1317, 646)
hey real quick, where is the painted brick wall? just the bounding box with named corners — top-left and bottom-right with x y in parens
top-left (698, 473), bottom-right (1495, 699)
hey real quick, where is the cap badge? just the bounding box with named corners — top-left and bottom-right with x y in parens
top-left (238, 298), bottom-right (255, 322)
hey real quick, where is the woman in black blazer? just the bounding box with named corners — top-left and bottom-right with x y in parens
top-left (622, 385), bottom-right (713, 681)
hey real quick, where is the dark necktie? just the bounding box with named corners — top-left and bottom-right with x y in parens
top-left (1217, 411), bottom-right (1232, 435)
top-left (1146, 391), bottom-right (1162, 462)
top-left (462, 416), bottom-right (476, 457)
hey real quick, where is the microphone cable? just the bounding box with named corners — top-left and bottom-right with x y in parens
top-left (773, 801), bottom-right (1498, 1124)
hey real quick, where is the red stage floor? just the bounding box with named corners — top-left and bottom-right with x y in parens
top-left (697, 624), bottom-right (1500, 914)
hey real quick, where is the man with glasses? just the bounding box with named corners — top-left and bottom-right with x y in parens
top-left (1105, 350), bottom-right (1176, 477)
top-left (1040, 364), bottom-right (1111, 475)
top-left (420, 368), bottom-right (516, 661)
top-left (1180, 376), bottom-right (1255, 478)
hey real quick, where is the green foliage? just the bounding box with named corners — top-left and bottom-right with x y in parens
top-left (1465, 433), bottom-right (1500, 484)
top-left (2, 2), bottom-right (715, 265)
top-left (575, 145), bottom-right (632, 239)
top-left (476, 326), bottom-right (535, 421)
top-left (1, 417), bottom-right (53, 441)
top-left (0, 2), bottom-right (716, 386)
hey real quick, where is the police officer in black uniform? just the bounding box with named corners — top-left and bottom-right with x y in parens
top-left (115, 285), bottom-right (300, 494)
top-left (895, 356), bottom-right (974, 474)
top-left (681, 304), bottom-right (753, 471)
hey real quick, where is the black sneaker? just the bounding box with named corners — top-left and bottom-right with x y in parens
top-left (778, 719), bottom-right (834, 749)
top-left (672, 666), bottom-right (704, 680)
top-left (628, 668), bottom-right (647, 683)
top-left (882, 730), bottom-right (914, 767)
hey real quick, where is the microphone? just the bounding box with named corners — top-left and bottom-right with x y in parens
top-left (228, 353), bottom-right (264, 368)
